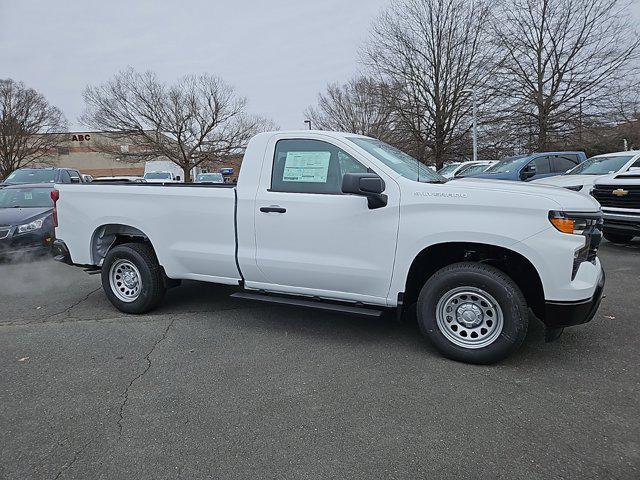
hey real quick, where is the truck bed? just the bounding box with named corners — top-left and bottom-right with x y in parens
top-left (55, 183), bottom-right (242, 285)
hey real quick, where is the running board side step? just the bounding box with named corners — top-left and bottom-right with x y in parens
top-left (230, 292), bottom-right (385, 318)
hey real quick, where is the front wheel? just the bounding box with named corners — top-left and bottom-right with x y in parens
top-left (417, 262), bottom-right (529, 364)
top-left (603, 231), bottom-right (634, 244)
top-left (101, 243), bottom-right (166, 314)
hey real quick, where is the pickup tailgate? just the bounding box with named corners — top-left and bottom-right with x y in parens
top-left (55, 184), bottom-right (241, 284)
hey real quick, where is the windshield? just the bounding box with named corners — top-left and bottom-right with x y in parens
top-left (348, 137), bottom-right (446, 183)
top-left (197, 173), bottom-right (224, 183)
top-left (485, 155), bottom-right (528, 173)
top-left (144, 172), bottom-right (172, 180)
top-left (0, 187), bottom-right (53, 208)
top-left (567, 155), bottom-right (634, 175)
top-left (4, 169), bottom-right (56, 184)
top-left (437, 164), bottom-right (461, 176)
top-left (457, 163), bottom-right (491, 176)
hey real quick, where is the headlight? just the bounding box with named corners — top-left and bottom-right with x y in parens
top-left (564, 185), bottom-right (582, 192)
top-left (549, 211), bottom-right (603, 279)
top-left (17, 218), bottom-right (44, 234)
top-left (548, 211), bottom-right (600, 235)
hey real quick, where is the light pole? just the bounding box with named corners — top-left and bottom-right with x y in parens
top-left (579, 96), bottom-right (585, 144)
top-left (462, 89), bottom-right (478, 162)
top-left (304, 120), bottom-right (312, 130)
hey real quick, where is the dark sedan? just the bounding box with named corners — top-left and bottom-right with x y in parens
top-left (0, 184), bottom-right (56, 258)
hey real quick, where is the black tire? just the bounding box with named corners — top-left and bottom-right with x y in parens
top-left (101, 242), bottom-right (166, 314)
top-left (417, 262), bottom-right (529, 364)
top-left (603, 231), bottom-right (634, 244)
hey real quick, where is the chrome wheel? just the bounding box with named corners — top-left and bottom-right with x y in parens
top-left (436, 286), bottom-right (504, 349)
top-left (109, 259), bottom-right (142, 303)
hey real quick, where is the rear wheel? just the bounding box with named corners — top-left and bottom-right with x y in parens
top-left (101, 243), bottom-right (166, 314)
top-left (417, 262), bottom-right (529, 364)
top-left (603, 231), bottom-right (634, 244)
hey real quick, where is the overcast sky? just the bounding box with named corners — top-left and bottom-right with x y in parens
top-left (0, 0), bottom-right (390, 130)
top-left (1, 0), bottom-right (640, 131)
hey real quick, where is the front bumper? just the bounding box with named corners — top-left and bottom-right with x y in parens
top-left (544, 269), bottom-right (605, 328)
top-left (602, 210), bottom-right (640, 236)
top-left (0, 229), bottom-right (55, 259)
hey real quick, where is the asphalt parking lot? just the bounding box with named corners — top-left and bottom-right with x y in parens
top-left (0, 241), bottom-right (638, 480)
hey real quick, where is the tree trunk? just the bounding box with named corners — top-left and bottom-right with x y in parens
top-left (537, 110), bottom-right (548, 151)
top-left (181, 164), bottom-right (192, 183)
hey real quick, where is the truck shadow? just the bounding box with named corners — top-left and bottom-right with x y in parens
top-left (160, 280), bottom-right (559, 365)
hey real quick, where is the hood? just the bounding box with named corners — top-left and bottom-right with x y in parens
top-left (451, 177), bottom-right (601, 211)
top-left (531, 174), bottom-right (600, 188)
top-left (0, 207), bottom-right (52, 227)
top-left (468, 172), bottom-right (514, 180)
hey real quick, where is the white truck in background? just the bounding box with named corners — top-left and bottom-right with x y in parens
top-left (143, 160), bottom-right (190, 183)
top-left (51, 131), bottom-right (605, 364)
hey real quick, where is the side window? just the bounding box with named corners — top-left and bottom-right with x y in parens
top-left (553, 155), bottom-right (578, 172)
top-left (530, 156), bottom-right (551, 174)
top-left (69, 170), bottom-right (82, 183)
top-left (59, 170), bottom-right (72, 183)
top-left (271, 139), bottom-right (368, 194)
top-left (630, 159), bottom-right (640, 168)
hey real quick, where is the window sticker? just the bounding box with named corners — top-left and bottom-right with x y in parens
top-left (283, 151), bottom-right (331, 183)
top-left (24, 193), bottom-right (33, 200)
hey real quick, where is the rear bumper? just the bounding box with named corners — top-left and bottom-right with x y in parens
top-left (544, 269), bottom-right (605, 328)
top-left (52, 239), bottom-right (73, 265)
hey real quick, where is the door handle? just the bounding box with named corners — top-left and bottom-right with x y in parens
top-left (260, 206), bottom-right (286, 213)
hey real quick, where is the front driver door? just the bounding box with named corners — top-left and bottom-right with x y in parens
top-left (251, 137), bottom-right (400, 305)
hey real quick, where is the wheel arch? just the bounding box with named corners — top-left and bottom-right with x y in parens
top-left (403, 242), bottom-right (546, 321)
top-left (91, 223), bottom-right (155, 266)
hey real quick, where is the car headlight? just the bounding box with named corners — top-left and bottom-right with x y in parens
top-left (564, 185), bottom-right (582, 192)
top-left (17, 218), bottom-right (44, 234)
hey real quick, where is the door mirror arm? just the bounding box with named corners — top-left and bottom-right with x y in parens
top-left (341, 173), bottom-right (388, 209)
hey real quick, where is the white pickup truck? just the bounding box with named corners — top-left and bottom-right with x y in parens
top-left (51, 131), bottom-right (605, 364)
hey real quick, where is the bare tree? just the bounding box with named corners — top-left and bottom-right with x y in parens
top-left (0, 79), bottom-right (67, 179)
top-left (80, 69), bottom-right (275, 182)
top-left (492, 0), bottom-right (640, 151)
top-left (363, 0), bottom-right (496, 168)
top-left (304, 77), bottom-right (395, 141)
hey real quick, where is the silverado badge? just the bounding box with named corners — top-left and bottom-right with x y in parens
top-left (612, 188), bottom-right (629, 196)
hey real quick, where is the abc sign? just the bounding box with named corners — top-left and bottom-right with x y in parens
top-left (71, 134), bottom-right (91, 141)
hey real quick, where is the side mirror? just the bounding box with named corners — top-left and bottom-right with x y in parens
top-left (341, 173), bottom-right (387, 209)
top-left (520, 164), bottom-right (537, 181)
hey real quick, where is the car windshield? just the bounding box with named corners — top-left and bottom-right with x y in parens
top-left (567, 155), bottom-right (634, 175)
top-left (4, 169), bottom-right (56, 184)
top-left (348, 137), bottom-right (446, 183)
top-left (456, 163), bottom-right (490, 176)
top-left (485, 155), bottom-right (528, 173)
top-left (437, 164), bottom-right (461, 176)
top-left (0, 188), bottom-right (53, 208)
top-left (144, 172), bottom-right (171, 180)
top-left (197, 173), bottom-right (224, 182)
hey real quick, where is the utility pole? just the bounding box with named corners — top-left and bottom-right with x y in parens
top-left (304, 120), bottom-right (312, 130)
top-left (463, 89), bottom-right (478, 162)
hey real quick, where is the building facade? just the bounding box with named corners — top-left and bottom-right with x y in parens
top-left (37, 131), bottom-right (244, 182)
